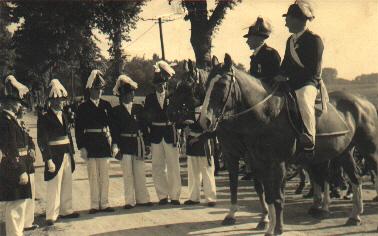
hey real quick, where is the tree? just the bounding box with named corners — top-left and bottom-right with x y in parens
top-left (95, 0), bottom-right (147, 80)
top-left (0, 2), bottom-right (15, 77)
top-left (321, 67), bottom-right (338, 84)
top-left (10, 1), bottom-right (101, 93)
top-left (169, 0), bottom-right (241, 68)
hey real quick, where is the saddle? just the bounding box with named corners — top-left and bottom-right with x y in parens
top-left (285, 91), bottom-right (350, 137)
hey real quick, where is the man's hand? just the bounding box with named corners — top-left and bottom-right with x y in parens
top-left (29, 149), bottom-right (36, 162)
top-left (80, 148), bottom-right (88, 160)
top-left (19, 172), bottom-right (29, 185)
top-left (145, 146), bottom-right (151, 157)
top-left (274, 75), bottom-right (288, 82)
top-left (111, 144), bottom-right (119, 158)
top-left (47, 159), bottom-right (56, 173)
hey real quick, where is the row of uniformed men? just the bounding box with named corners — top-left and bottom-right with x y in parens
top-left (0, 61), bottom-right (216, 236)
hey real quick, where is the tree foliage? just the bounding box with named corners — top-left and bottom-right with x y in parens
top-left (0, 2), bottom-right (15, 78)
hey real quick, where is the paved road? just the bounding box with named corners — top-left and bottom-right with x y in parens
top-left (1, 112), bottom-right (378, 236)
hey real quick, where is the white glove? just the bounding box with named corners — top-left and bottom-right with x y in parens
top-left (111, 144), bottom-right (119, 158)
top-left (47, 159), bottom-right (56, 173)
top-left (80, 148), bottom-right (88, 160)
top-left (19, 172), bottom-right (29, 185)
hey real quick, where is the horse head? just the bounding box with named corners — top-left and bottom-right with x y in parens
top-left (167, 59), bottom-right (212, 124)
top-left (200, 54), bottom-right (242, 131)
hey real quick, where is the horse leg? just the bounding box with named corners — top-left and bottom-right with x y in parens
top-left (263, 162), bottom-right (285, 236)
top-left (222, 155), bottom-right (239, 225)
top-left (342, 147), bottom-right (363, 226)
top-left (307, 164), bottom-right (324, 216)
top-left (320, 181), bottom-right (331, 218)
top-left (295, 167), bottom-right (306, 194)
top-left (254, 178), bottom-right (269, 230)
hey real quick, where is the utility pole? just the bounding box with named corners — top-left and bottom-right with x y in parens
top-left (158, 17), bottom-right (166, 60)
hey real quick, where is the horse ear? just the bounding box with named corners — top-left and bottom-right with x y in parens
top-left (188, 59), bottom-right (194, 72)
top-left (183, 60), bottom-right (189, 72)
top-left (212, 56), bottom-right (219, 67)
top-left (224, 53), bottom-right (233, 71)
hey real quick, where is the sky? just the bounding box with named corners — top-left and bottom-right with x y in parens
top-left (95, 0), bottom-right (378, 80)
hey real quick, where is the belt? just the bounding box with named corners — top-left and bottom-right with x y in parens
top-left (17, 147), bottom-right (28, 157)
top-left (48, 136), bottom-right (70, 146)
top-left (84, 127), bottom-right (110, 133)
top-left (121, 131), bottom-right (145, 159)
top-left (120, 133), bottom-right (142, 138)
top-left (151, 122), bottom-right (172, 126)
top-left (189, 131), bottom-right (202, 138)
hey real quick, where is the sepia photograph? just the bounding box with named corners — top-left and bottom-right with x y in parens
top-left (0, 0), bottom-right (377, 235)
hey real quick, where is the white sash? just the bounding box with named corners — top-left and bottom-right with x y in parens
top-left (289, 37), bottom-right (305, 68)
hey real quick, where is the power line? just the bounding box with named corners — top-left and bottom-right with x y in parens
top-left (125, 23), bottom-right (156, 48)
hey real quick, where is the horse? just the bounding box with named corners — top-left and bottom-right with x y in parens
top-left (199, 53), bottom-right (378, 235)
top-left (168, 58), bottom-right (272, 229)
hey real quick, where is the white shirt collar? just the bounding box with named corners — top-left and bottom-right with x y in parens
top-left (253, 43), bottom-right (265, 56)
top-left (90, 98), bottom-right (100, 107)
top-left (292, 28), bottom-right (307, 42)
top-left (156, 91), bottom-right (165, 97)
top-left (3, 109), bottom-right (16, 119)
top-left (123, 102), bottom-right (133, 114)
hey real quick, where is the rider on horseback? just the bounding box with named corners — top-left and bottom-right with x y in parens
top-left (275, 0), bottom-right (324, 163)
top-left (244, 16), bottom-right (281, 86)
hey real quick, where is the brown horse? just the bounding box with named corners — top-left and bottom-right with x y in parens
top-left (168, 59), bottom-right (272, 229)
top-left (199, 54), bottom-right (378, 235)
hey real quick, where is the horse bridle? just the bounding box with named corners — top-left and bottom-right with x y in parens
top-left (212, 69), bottom-right (279, 129)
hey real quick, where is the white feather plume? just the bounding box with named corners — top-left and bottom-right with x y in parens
top-left (295, 0), bottom-right (315, 21)
top-left (86, 69), bottom-right (103, 89)
top-left (5, 75), bottom-right (29, 99)
top-left (154, 60), bottom-right (176, 77)
top-left (49, 79), bottom-right (68, 98)
top-left (113, 74), bottom-right (138, 96)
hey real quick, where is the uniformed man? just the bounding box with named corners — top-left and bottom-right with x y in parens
top-left (110, 75), bottom-right (152, 209)
top-left (275, 0), bottom-right (324, 162)
top-left (244, 16), bottom-right (281, 85)
top-left (37, 79), bottom-right (79, 226)
top-left (0, 75), bottom-right (31, 236)
top-left (144, 61), bottom-right (182, 205)
top-left (75, 70), bottom-right (114, 214)
top-left (183, 105), bottom-right (217, 207)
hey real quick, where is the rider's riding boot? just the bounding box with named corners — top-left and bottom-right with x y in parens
top-left (296, 132), bottom-right (315, 165)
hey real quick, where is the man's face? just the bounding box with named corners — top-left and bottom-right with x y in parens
top-left (155, 82), bottom-right (166, 94)
top-left (50, 98), bottom-right (65, 111)
top-left (246, 35), bottom-right (265, 50)
top-left (120, 91), bottom-right (135, 104)
top-left (89, 88), bottom-right (103, 99)
top-left (285, 15), bottom-right (305, 33)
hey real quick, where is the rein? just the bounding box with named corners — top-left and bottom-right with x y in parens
top-left (216, 71), bottom-right (279, 123)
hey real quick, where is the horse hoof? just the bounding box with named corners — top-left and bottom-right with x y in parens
top-left (255, 221), bottom-right (268, 230)
top-left (345, 218), bottom-right (362, 226)
top-left (222, 216), bottom-right (236, 225)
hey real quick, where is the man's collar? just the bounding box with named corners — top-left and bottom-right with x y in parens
top-left (156, 91), bottom-right (165, 97)
top-left (90, 98), bottom-right (100, 106)
top-left (292, 28), bottom-right (307, 42)
top-left (51, 108), bottom-right (62, 115)
top-left (3, 109), bottom-right (16, 119)
top-left (253, 43), bottom-right (265, 56)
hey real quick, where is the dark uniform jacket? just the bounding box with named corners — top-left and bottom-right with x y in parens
top-left (280, 30), bottom-right (324, 90)
top-left (186, 121), bottom-right (215, 157)
top-left (37, 109), bottom-right (75, 181)
top-left (143, 93), bottom-right (178, 145)
top-left (0, 111), bottom-right (32, 201)
top-left (110, 104), bottom-right (148, 158)
top-left (249, 43), bottom-right (281, 85)
top-left (75, 99), bottom-right (112, 158)
top-left (23, 125), bottom-right (36, 175)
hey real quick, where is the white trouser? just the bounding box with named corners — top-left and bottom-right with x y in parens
top-left (5, 199), bottom-right (26, 236)
top-left (187, 155), bottom-right (217, 202)
top-left (24, 173), bottom-right (35, 228)
top-left (151, 139), bottom-right (182, 200)
top-left (295, 85), bottom-right (318, 143)
top-left (87, 158), bottom-right (110, 209)
top-left (120, 155), bottom-right (150, 206)
top-left (46, 154), bottom-right (73, 221)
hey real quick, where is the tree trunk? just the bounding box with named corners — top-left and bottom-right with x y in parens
top-left (113, 28), bottom-right (123, 78)
top-left (190, 26), bottom-right (212, 69)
